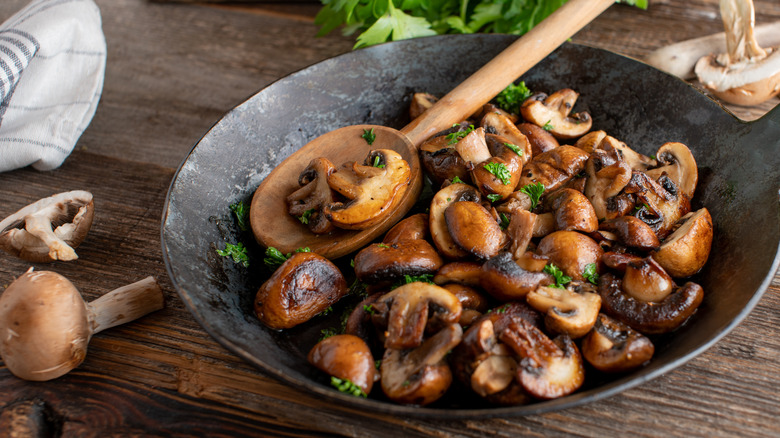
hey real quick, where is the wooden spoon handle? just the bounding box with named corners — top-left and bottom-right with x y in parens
top-left (400, 0), bottom-right (615, 146)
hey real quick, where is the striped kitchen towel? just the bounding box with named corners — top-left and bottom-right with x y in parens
top-left (0, 0), bottom-right (106, 173)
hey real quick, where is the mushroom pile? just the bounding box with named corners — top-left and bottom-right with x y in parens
top-left (258, 86), bottom-right (714, 407)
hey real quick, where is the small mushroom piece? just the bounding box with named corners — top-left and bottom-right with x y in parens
top-left (518, 122), bottom-right (559, 156)
top-left (419, 125), bottom-right (471, 186)
top-left (445, 201), bottom-right (507, 259)
top-left (652, 208), bottom-right (714, 278)
top-left (441, 283), bottom-right (490, 326)
top-left (526, 283), bottom-right (602, 339)
top-left (518, 146), bottom-right (590, 193)
top-left (545, 188), bottom-right (599, 233)
top-left (599, 216), bottom-right (661, 251)
top-left (577, 131), bottom-right (656, 171)
top-left (353, 239), bottom-right (443, 284)
top-left (694, 0), bottom-right (780, 105)
top-left (429, 183), bottom-right (482, 259)
top-left (506, 209), bottom-right (537, 260)
top-left (433, 261), bottom-right (484, 287)
top-left (0, 269), bottom-right (163, 381)
top-left (519, 89), bottom-right (592, 140)
top-left (254, 252), bottom-right (348, 330)
top-left (480, 112), bottom-right (532, 165)
top-left (584, 148), bottom-right (634, 220)
top-left (324, 149), bottom-right (411, 230)
top-left (410, 92), bottom-right (439, 119)
top-left (499, 317), bottom-right (585, 399)
top-left (480, 252), bottom-right (553, 301)
top-left (380, 323), bottom-right (463, 406)
top-left (537, 231), bottom-right (603, 282)
top-left (454, 127), bottom-right (492, 165)
top-left (625, 170), bottom-right (691, 239)
top-left (599, 272), bottom-right (704, 334)
top-left (621, 256), bottom-right (675, 303)
top-left (286, 158), bottom-right (337, 234)
top-left (0, 190), bottom-right (95, 262)
top-left (645, 142), bottom-right (698, 200)
top-left (581, 313), bottom-right (654, 373)
top-left (470, 134), bottom-right (525, 201)
top-left (383, 213), bottom-right (430, 244)
top-left (372, 282), bottom-right (462, 349)
top-left (308, 334), bottom-right (377, 395)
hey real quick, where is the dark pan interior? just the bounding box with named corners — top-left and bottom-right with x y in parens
top-left (162, 34), bottom-right (780, 418)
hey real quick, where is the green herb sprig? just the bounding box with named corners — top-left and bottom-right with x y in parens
top-left (519, 182), bottom-right (544, 210)
top-left (484, 161), bottom-right (511, 185)
top-left (362, 128), bottom-right (376, 145)
top-left (217, 242), bottom-right (249, 267)
top-left (330, 376), bottom-right (367, 398)
top-left (445, 124), bottom-right (475, 145)
top-left (544, 263), bottom-right (572, 289)
top-left (583, 263), bottom-right (599, 285)
top-left (496, 82), bottom-right (532, 114)
top-left (229, 201), bottom-right (249, 231)
top-left (263, 246), bottom-right (311, 269)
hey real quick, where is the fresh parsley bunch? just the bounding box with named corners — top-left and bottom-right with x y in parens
top-left (316, 0), bottom-right (648, 49)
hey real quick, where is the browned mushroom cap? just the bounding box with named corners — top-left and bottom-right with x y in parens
top-left (518, 146), bottom-right (589, 193)
top-left (584, 148), bottom-right (634, 220)
top-left (652, 208), bottom-right (713, 278)
top-left (433, 261), bottom-right (483, 287)
top-left (383, 213), bottom-right (430, 244)
top-left (470, 134), bottom-right (525, 201)
top-left (526, 282), bottom-right (602, 339)
top-left (429, 183), bottom-right (482, 259)
top-left (308, 334), bottom-right (377, 395)
top-left (518, 122), bottom-right (558, 156)
top-left (599, 216), bottom-right (661, 251)
top-left (353, 239), bottom-right (443, 284)
top-left (480, 252), bottom-right (553, 301)
top-left (254, 252), bottom-right (347, 330)
top-left (519, 89), bottom-right (592, 140)
top-left (0, 190), bottom-right (94, 262)
top-left (581, 313), bottom-right (654, 373)
top-left (545, 188), bottom-right (598, 233)
top-left (599, 272), bottom-right (704, 334)
top-left (480, 112), bottom-right (532, 165)
top-left (324, 149), bottom-right (411, 230)
top-left (499, 317), bottom-right (585, 399)
top-left (645, 142), bottom-right (698, 200)
top-left (410, 92), bottom-right (439, 119)
top-left (371, 282), bottom-right (461, 349)
top-left (380, 323), bottom-right (463, 406)
top-left (444, 201), bottom-right (507, 259)
top-left (625, 170), bottom-right (691, 239)
top-left (442, 283), bottom-right (490, 326)
top-left (621, 256), bottom-right (675, 302)
top-left (419, 124), bottom-right (471, 186)
top-left (537, 231), bottom-right (603, 282)
top-left (286, 158), bottom-right (337, 234)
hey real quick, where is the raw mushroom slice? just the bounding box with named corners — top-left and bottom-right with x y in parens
top-left (409, 92), bottom-right (439, 119)
top-left (519, 89), bottom-right (592, 140)
top-left (0, 190), bottom-right (94, 262)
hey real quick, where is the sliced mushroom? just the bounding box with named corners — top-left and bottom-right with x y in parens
top-left (694, 0), bottom-right (780, 105)
top-left (470, 134), bottom-right (525, 201)
top-left (599, 272), bottom-right (704, 334)
top-left (419, 124), bottom-right (471, 186)
top-left (545, 188), bottom-right (598, 233)
top-left (526, 282), bottom-right (601, 339)
top-left (254, 252), bottom-right (348, 330)
top-left (518, 146), bottom-right (590, 193)
top-left (506, 209), bottom-right (537, 260)
top-left (599, 216), bottom-right (661, 251)
top-left (519, 89), bottom-right (592, 140)
top-left (537, 231), bottom-right (603, 282)
top-left (410, 92), bottom-right (439, 119)
top-left (518, 122), bottom-right (558, 156)
top-left (584, 148), bottom-right (633, 220)
top-left (652, 208), bottom-right (714, 278)
top-left (429, 183), bottom-right (482, 259)
top-left (480, 252), bottom-right (553, 301)
top-left (380, 323), bottom-right (463, 406)
top-left (353, 239), bottom-right (443, 284)
top-left (0, 190), bottom-right (94, 262)
top-left (645, 142), bottom-right (698, 200)
top-left (324, 149), bottom-right (411, 230)
top-left (480, 112), bottom-right (532, 165)
top-left (308, 334), bottom-right (377, 395)
top-left (445, 201), bottom-right (507, 259)
top-left (383, 213), bottom-right (430, 244)
top-left (581, 313), bottom-right (654, 373)
top-left (371, 282), bottom-right (461, 349)
top-left (286, 158), bottom-right (337, 234)
top-left (625, 170), bottom-right (691, 239)
top-left (499, 317), bottom-right (585, 399)
top-left (577, 131), bottom-right (656, 171)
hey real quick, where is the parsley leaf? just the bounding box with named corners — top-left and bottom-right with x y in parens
top-left (504, 142), bottom-right (524, 157)
top-left (298, 208), bottom-right (315, 224)
top-left (391, 273), bottom-right (436, 289)
top-left (319, 327), bottom-right (338, 341)
top-left (583, 263), bottom-right (599, 285)
top-left (519, 182), bottom-right (544, 210)
top-left (229, 201), bottom-right (249, 231)
top-left (496, 82), bottom-right (532, 114)
top-left (544, 263), bottom-right (572, 289)
top-left (542, 120), bottom-right (554, 131)
top-left (483, 161), bottom-right (511, 185)
top-left (499, 212), bottom-right (510, 229)
top-left (451, 175), bottom-right (464, 184)
top-left (263, 246), bottom-right (310, 269)
top-left (217, 242), bottom-right (249, 267)
top-left (331, 376), bottom-right (367, 397)
top-left (372, 155), bottom-right (385, 168)
top-left (486, 193), bottom-right (502, 203)
top-left (362, 128), bottom-right (376, 145)
top-left (353, 1), bottom-right (436, 49)
top-left (446, 124), bottom-right (475, 145)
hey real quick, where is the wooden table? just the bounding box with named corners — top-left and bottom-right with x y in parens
top-left (1, 0), bottom-right (778, 436)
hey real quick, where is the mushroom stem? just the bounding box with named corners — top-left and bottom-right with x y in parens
top-left (88, 276), bottom-right (164, 334)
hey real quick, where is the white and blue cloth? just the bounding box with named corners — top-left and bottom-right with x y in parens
top-left (0, 0), bottom-right (105, 173)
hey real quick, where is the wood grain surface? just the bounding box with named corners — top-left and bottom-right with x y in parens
top-left (0, 0), bottom-right (778, 436)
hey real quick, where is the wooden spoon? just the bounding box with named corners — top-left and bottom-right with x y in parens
top-left (251, 0), bottom-right (615, 259)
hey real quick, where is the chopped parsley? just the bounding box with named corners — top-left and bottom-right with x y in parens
top-left (362, 128), bottom-right (376, 145)
top-left (519, 182), bottom-right (544, 210)
top-left (263, 246), bottom-right (311, 269)
top-left (372, 155), bottom-right (385, 168)
top-left (391, 273), bottom-right (436, 289)
top-left (542, 120), bottom-right (554, 131)
top-left (446, 124), bottom-right (475, 145)
top-left (331, 377), bottom-right (367, 398)
top-left (504, 142), bottom-right (524, 157)
top-left (376, 243), bottom-right (391, 249)
top-left (496, 81), bottom-right (532, 114)
top-left (319, 327), bottom-right (338, 341)
top-left (544, 263), bottom-right (572, 289)
top-left (583, 263), bottom-right (599, 285)
top-left (229, 201), bottom-right (249, 231)
top-left (484, 162), bottom-right (511, 185)
top-left (298, 208), bottom-right (315, 225)
top-left (499, 212), bottom-right (510, 229)
top-left (451, 176), bottom-right (464, 184)
top-left (486, 193), bottom-right (502, 203)
top-left (217, 242), bottom-right (249, 267)
top-left (363, 304), bottom-right (376, 315)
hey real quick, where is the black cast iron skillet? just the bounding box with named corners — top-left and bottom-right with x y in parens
top-left (161, 34), bottom-right (780, 418)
